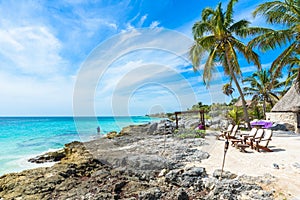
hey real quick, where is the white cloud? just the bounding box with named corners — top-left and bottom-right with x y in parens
top-left (0, 26), bottom-right (66, 76)
top-left (122, 14), bottom-right (158, 32)
top-left (0, 1), bottom-right (77, 115)
top-left (71, 28), bottom-right (199, 115)
top-left (240, 62), bottom-right (272, 74)
top-left (138, 14), bottom-right (148, 27)
top-left (150, 21), bottom-right (160, 29)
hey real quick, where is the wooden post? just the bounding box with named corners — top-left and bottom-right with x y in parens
top-left (202, 111), bottom-right (206, 130)
top-left (174, 110), bottom-right (207, 130)
top-left (175, 112), bottom-right (179, 129)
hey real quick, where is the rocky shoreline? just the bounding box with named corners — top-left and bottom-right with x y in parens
top-left (0, 122), bottom-right (276, 199)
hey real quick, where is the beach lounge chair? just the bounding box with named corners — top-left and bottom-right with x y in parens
top-left (241, 127), bottom-right (258, 143)
top-left (253, 129), bottom-right (273, 152)
top-left (230, 127), bottom-right (258, 146)
top-left (246, 129), bottom-right (264, 149)
top-left (216, 124), bottom-right (233, 139)
top-left (225, 125), bottom-right (239, 140)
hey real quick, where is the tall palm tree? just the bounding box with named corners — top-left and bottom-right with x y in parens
top-left (243, 69), bottom-right (282, 117)
top-left (189, 0), bottom-right (266, 129)
top-left (250, 0), bottom-right (300, 89)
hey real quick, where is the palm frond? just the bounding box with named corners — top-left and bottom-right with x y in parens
top-left (192, 21), bottom-right (213, 39)
top-left (231, 38), bottom-right (261, 69)
top-left (202, 7), bottom-right (215, 21)
top-left (203, 46), bottom-right (219, 85)
top-left (236, 27), bottom-right (273, 38)
top-left (229, 20), bottom-right (250, 34)
top-left (271, 42), bottom-right (298, 73)
top-left (225, 0), bottom-right (238, 26)
top-left (269, 92), bottom-right (280, 100)
top-left (248, 29), bottom-right (295, 52)
top-left (197, 35), bottom-right (216, 49)
top-left (253, 0), bottom-right (299, 26)
top-left (189, 43), bottom-right (204, 70)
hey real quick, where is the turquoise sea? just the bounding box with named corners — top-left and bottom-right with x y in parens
top-left (0, 116), bottom-right (159, 176)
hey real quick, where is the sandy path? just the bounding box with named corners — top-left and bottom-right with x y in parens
top-left (198, 131), bottom-right (300, 199)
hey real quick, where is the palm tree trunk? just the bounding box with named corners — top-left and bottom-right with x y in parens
top-left (225, 50), bottom-right (251, 130)
top-left (262, 99), bottom-right (266, 119)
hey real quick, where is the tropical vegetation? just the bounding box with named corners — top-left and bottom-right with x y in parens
top-left (222, 83), bottom-right (235, 99)
top-left (250, 0), bottom-right (300, 89)
top-left (187, 0), bottom-right (300, 125)
top-left (189, 0), bottom-right (268, 129)
top-left (242, 69), bottom-right (282, 118)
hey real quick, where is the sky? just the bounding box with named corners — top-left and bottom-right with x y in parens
top-left (0, 0), bottom-right (284, 116)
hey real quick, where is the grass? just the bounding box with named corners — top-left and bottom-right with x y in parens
top-left (175, 129), bottom-right (206, 139)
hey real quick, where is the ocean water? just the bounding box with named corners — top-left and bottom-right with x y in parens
top-left (0, 116), bottom-right (160, 176)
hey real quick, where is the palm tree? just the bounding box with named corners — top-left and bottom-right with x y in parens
top-left (250, 0), bottom-right (300, 89)
top-left (189, 0), bottom-right (266, 129)
top-left (243, 69), bottom-right (282, 117)
top-left (222, 82), bottom-right (235, 99)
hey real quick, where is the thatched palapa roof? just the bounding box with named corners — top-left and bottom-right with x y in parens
top-left (234, 99), bottom-right (253, 107)
top-left (271, 84), bottom-right (300, 112)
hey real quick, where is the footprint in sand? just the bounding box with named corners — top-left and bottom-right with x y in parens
top-left (292, 162), bottom-right (300, 171)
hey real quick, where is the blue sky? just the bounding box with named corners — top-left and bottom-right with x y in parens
top-left (0, 0), bottom-right (284, 116)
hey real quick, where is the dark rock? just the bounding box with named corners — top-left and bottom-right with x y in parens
top-left (122, 155), bottom-right (170, 171)
top-left (28, 149), bottom-right (65, 163)
top-left (165, 169), bottom-right (183, 184)
top-left (182, 167), bottom-right (207, 177)
top-left (114, 181), bottom-right (127, 193)
top-left (147, 122), bottom-right (158, 134)
top-left (0, 124), bottom-right (277, 200)
top-left (92, 168), bottom-right (110, 179)
top-left (205, 178), bottom-right (273, 200)
top-left (213, 169), bottom-right (237, 179)
top-left (177, 188), bottom-right (189, 200)
top-left (119, 124), bottom-right (150, 135)
top-left (139, 187), bottom-right (162, 200)
top-left (180, 167), bottom-right (207, 188)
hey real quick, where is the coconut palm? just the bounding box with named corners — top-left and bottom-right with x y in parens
top-left (250, 0), bottom-right (300, 89)
top-left (222, 82), bottom-right (235, 99)
top-left (243, 69), bottom-right (282, 117)
top-left (189, 0), bottom-right (267, 129)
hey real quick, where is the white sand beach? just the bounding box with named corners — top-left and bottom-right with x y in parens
top-left (198, 131), bottom-right (300, 199)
